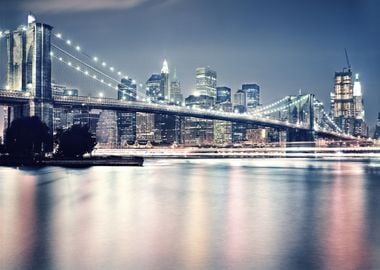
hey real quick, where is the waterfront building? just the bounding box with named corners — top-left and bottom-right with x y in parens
top-left (214, 102), bottom-right (232, 145)
top-left (117, 78), bottom-right (137, 145)
top-left (195, 67), bottom-right (217, 98)
top-left (184, 95), bottom-right (215, 145)
top-left (374, 113), bottom-right (380, 140)
top-left (242, 84), bottom-right (260, 111)
top-left (216, 86), bottom-right (231, 104)
top-left (136, 113), bottom-right (155, 142)
top-left (232, 105), bottom-right (247, 143)
top-left (96, 110), bottom-right (118, 148)
top-left (73, 110), bottom-right (100, 135)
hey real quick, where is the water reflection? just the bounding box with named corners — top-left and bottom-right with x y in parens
top-left (0, 159), bottom-right (379, 270)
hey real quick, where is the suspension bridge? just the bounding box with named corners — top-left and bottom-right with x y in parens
top-left (0, 16), bottom-right (358, 143)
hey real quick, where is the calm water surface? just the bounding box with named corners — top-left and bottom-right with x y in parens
top-left (1, 158), bottom-right (380, 270)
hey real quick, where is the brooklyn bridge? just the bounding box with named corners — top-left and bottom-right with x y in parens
top-left (0, 15), bottom-right (358, 145)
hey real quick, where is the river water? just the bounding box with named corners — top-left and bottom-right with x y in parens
top-left (1, 158), bottom-right (380, 270)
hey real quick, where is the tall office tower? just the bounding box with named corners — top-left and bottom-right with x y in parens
top-left (234, 89), bottom-right (246, 111)
top-left (374, 113), bottom-right (380, 140)
top-left (146, 74), bottom-right (162, 102)
top-left (330, 68), bottom-right (354, 134)
top-left (184, 95), bottom-right (215, 145)
top-left (160, 60), bottom-right (170, 102)
top-left (170, 69), bottom-right (183, 105)
top-left (5, 14), bottom-right (53, 130)
top-left (331, 67), bottom-right (368, 136)
top-left (96, 110), bottom-right (118, 148)
top-left (141, 74), bottom-right (161, 143)
top-left (214, 87), bottom-right (232, 145)
top-left (195, 67), bottom-right (217, 98)
top-left (216, 86), bottom-right (231, 104)
top-left (117, 78), bottom-right (137, 145)
top-left (242, 84), bottom-right (260, 111)
top-left (353, 74), bottom-right (364, 119)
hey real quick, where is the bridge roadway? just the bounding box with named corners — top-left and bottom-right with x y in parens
top-left (0, 90), bottom-right (355, 140)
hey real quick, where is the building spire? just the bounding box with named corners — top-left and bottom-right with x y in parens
top-left (161, 59), bottom-right (169, 74)
top-left (28, 12), bottom-right (36, 25)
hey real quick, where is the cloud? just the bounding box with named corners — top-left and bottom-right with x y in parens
top-left (24, 0), bottom-right (169, 13)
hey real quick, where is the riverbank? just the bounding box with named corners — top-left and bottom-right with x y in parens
top-left (0, 156), bottom-right (144, 167)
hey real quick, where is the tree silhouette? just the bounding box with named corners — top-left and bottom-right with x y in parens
top-left (4, 116), bottom-right (51, 158)
top-left (56, 125), bottom-right (96, 158)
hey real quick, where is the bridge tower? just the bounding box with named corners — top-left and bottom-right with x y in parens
top-left (286, 94), bottom-right (316, 142)
top-left (5, 14), bottom-right (53, 132)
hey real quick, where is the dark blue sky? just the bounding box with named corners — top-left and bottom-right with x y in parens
top-left (0, 0), bottom-right (379, 128)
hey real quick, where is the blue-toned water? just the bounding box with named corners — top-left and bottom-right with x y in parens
top-left (1, 158), bottom-right (380, 270)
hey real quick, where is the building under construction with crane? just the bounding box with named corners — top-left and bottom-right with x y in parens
top-left (330, 50), bottom-right (368, 137)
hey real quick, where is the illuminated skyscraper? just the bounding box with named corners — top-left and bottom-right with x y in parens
top-left (170, 69), bottom-right (183, 105)
top-left (330, 68), bottom-right (368, 137)
top-left (195, 67), bottom-right (217, 98)
top-left (160, 59), bottom-right (170, 102)
top-left (216, 86), bottom-right (231, 104)
top-left (117, 78), bottom-right (137, 145)
top-left (374, 113), bottom-right (380, 140)
top-left (146, 74), bottom-right (162, 102)
top-left (242, 83), bottom-right (260, 111)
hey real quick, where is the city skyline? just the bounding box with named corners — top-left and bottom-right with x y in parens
top-left (0, 0), bottom-right (379, 128)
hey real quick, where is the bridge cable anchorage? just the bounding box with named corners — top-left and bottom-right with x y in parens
top-left (53, 32), bottom-right (130, 80)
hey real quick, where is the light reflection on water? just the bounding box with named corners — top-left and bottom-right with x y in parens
top-left (1, 158), bottom-right (380, 270)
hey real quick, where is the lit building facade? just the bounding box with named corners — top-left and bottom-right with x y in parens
top-left (374, 112), bottom-right (380, 140)
top-left (170, 69), bottom-right (183, 105)
top-left (242, 83), bottom-right (260, 111)
top-left (195, 67), bottom-right (217, 98)
top-left (331, 69), bottom-right (368, 137)
top-left (184, 95), bottom-right (215, 145)
top-left (117, 78), bottom-right (137, 145)
top-left (96, 110), bottom-right (118, 148)
top-left (216, 86), bottom-right (231, 104)
top-left (160, 60), bottom-right (170, 102)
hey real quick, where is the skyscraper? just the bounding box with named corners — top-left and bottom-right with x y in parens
top-left (242, 83), bottom-right (260, 111)
top-left (374, 113), bottom-right (380, 140)
top-left (330, 68), bottom-right (368, 137)
top-left (216, 86), bottom-right (231, 104)
top-left (117, 78), bottom-right (137, 145)
top-left (234, 89), bottom-right (246, 111)
top-left (195, 67), bottom-right (217, 98)
top-left (170, 69), bottom-right (183, 105)
top-left (160, 60), bottom-right (170, 102)
top-left (146, 74), bottom-right (162, 102)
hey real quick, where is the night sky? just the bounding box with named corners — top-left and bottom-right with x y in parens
top-left (0, 0), bottom-right (379, 130)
